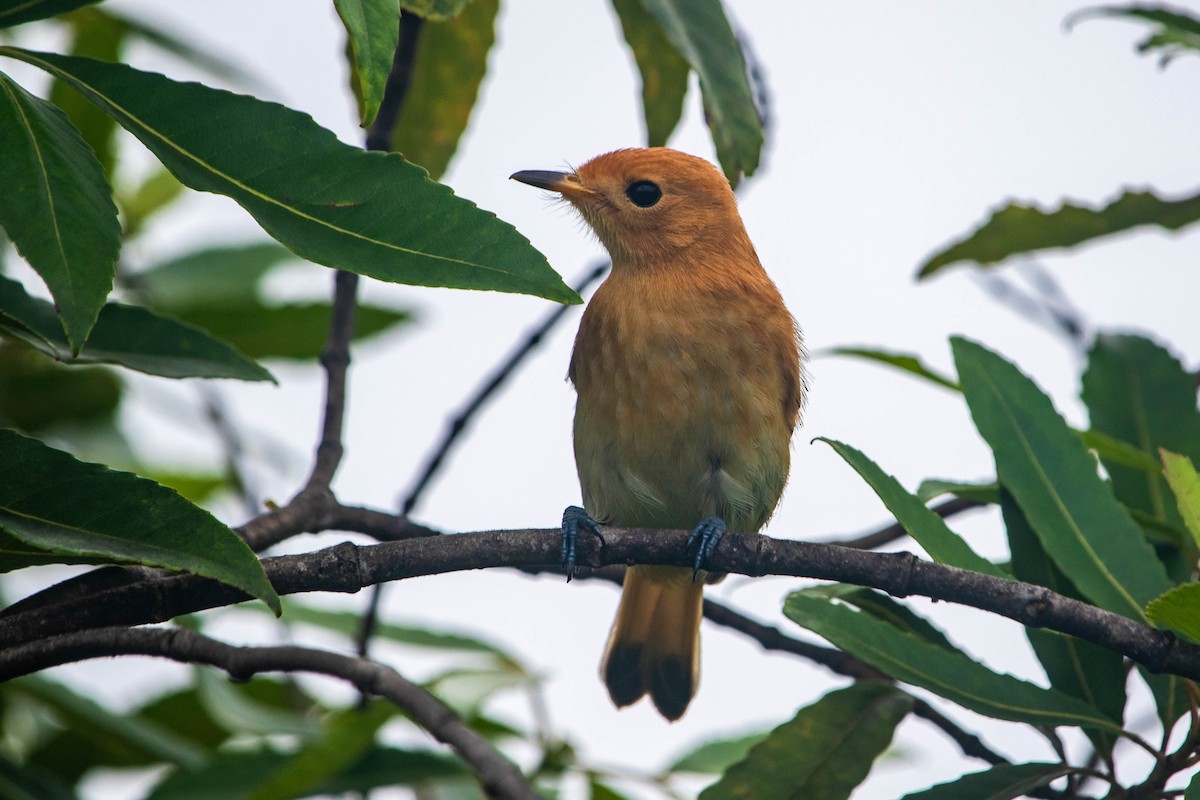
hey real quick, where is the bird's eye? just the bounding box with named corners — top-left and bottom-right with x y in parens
top-left (625, 180), bottom-right (662, 208)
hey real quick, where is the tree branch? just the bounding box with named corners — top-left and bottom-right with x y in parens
top-left (2, 527), bottom-right (1197, 685)
top-left (2, 626), bottom-right (539, 800)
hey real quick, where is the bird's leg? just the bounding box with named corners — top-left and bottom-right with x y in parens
top-left (561, 505), bottom-right (604, 581)
top-left (686, 517), bottom-right (727, 581)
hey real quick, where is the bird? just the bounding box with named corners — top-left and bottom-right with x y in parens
top-left (511, 148), bottom-right (804, 721)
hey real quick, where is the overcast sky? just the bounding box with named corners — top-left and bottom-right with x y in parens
top-left (13, 1), bottom-right (1200, 797)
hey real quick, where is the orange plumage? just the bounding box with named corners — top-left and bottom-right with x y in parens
top-left (512, 148), bottom-right (804, 721)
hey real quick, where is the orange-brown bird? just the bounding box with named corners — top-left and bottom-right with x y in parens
top-left (512, 148), bottom-right (804, 721)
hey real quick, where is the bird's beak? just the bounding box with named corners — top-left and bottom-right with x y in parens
top-left (510, 169), bottom-right (580, 195)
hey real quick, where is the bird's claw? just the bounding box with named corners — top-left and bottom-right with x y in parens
top-left (561, 505), bottom-right (604, 581)
top-left (686, 516), bottom-right (726, 581)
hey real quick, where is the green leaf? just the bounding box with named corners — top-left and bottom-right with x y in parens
top-left (589, 781), bottom-right (634, 800)
top-left (1002, 491), bottom-right (1125, 756)
top-left (794, 584), bottom-right (958, 651)
top-left (49, 8), bottom-right (126, 176)
top-left (783, 592), bottom-right (1123, 731)
top-left (817, 438), bottom-right (1007, 577)
top-left (1, 48), bottom-right (579, 305)
top-left (0, 274), bottom-right (274, 381)
top-left (424, 668), bottom-right (533, 715)
top-left (336, 0), bottom-right (399, 127)
top-left (118, 166), bottom-right (185, 237)
top-left (135, 242), bottom-right (297, 308)
top-left (0, 70), bottom-right (119, 351)
top-left (389, 0), bottom-right (497, 180)
top-left (1070, 6), bottom-right (1200, 67)
top-left (952, 337), bottom-right (1172, 621)
top-left (196, 669), bottom-right (321, 739)
top-left (1162, 450), bottom-right (1200, 550)
top-left (171, 301), bottom-right (412, 360)
top-left (668, 730), bottom-right (769, 774)
top-left (1146, 583), bottom-right (1200, 643)
top-left (611, 0), bottom-right (689, 148)
top-left (0, 0), bottom-right (99, 28)
top-left (919, 189), bottom-right (1200, 278)
top-left (0, 340), bottom-right (121, 431)
top-left (399, 0), bottom-right (474, 20)
top-left (699, 683), bottom-right (912, 800)
top-left (0, 429), bottom-right (280, 613)
top-left (1082, 334), bottom-right (1200, 534)
top-left (825, 346), bottom-right (960, 391)
top-left (900, 762), bottom-right (1073, 800)
top-left (916, 479), bottom-right (999, 505)
top-left (1188, 768), bottom-right (1200, 800)
top-left (1078, 428), bottom-right (1163, 473)
top-left (249, 701), bottom-right (395, 800)
top-left (0, 752), bottom-right (74, 800)
top-left (14, 675), bottom-right (208, 771)
top-left (636, 0), bottom-right (762, 184)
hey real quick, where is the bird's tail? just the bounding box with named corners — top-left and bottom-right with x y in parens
top-left (600, 565), bottom-right (703, 721)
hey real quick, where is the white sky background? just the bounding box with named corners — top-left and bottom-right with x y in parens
top-left (11, 0), bottom-right (1200, 797)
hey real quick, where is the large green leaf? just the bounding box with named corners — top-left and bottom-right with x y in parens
top-left (0, 429), bottom-right (280, 612)
top-left (1146, 583), bottom-right (1200, 643)
top-left (1162, 449), bottom-right (1200, 550)
top-left (700, 683), bottom-right (911, 800)
top-left (0, 48), bottom-right (578, 305)
top-left (783, 593), bottom-right (1123, 732)
top-left (1082, 334), bottom-right (1200, 536)
top-left (0, 274), bottom-right (274, 381)
top-left (795, 584), bottom-right (957, 651)
top-left (49, 8), bottom-right (126, 176)
top-left (0, 71), bottom-right (119, 351)
top-left (0, 339), bottom-right (121, 431)
top-left (0, 0), bottom-right (99, 28)
top-left (1002, 491), bottom-right (1125, 757)
top-left (900, 763), bottom-right (1073, 800)
top-left (389, 0), bottom-right (497, 180)
top-left (611, 0), bottom-right (689, 148)
top-left (818, 438), bottom-right (1006, 577)
top-left (636, 0), bottom-right (762, 184)
top-left (336, 0), bottom-right (399, 127)
top-left (952, 337), bottom-right (1172, 620)
top-left (919, 189), bottom-right (1200, 278)
top-left (668, 731), bottom-right (769, 774)
top-left (135, 242), bottom-right (296, 307)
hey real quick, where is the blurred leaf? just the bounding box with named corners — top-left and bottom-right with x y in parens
top-left (795, 584), bottom-right (957, 651)
top-left (0, 0), bottom-right (99, 28)
top-left (611, 0), bottom-right (689, 147)
top-left (118, 166), bottom-right (185, 237)
top-left (425, 668), bottom-right (533, 715)
top-left (15, 675), bottom-right (207, 771)
top-left (135, 242), bottom-right (296, 308)
top-left (1162, 449), bottom-right (1200, 550)
top-left (700, 683), bottom-right (912, 800)
top-left (1082, 334), bottom-right (1200, 536)
top-left (919, 189), bottom-right (1200, 278)
top-left (336, 0), bottom-right (399, 127)
top-left (1, 48), bottom-right (579, 305)
top-left (399, 0), bottom-right (473, 20)
top-left (0, 275), bottom-right (274, 381)
top-left (1078, 428), bottom-right (1163, 473)
top-left (818, 438), bottom-right (1006, 577)
top-left (318, 746), bottom-right (468, 793)
top-left (953, 337), bottom-right (1172, 621)
top-left (49, 7), bottom-right (125, 175)
top-left (197, 669), bottom-right (321, 739)
top-left (669, 730), bottom-right (770, 774)
top-left (916, 479), bottom-right (999, 505)
top-left (900, 762), bottom-right (1073, 800)
top-left (140, 470), bottom-right (228, 504)
top-left (636, 0), bottom-right (762, 184)
top-left (249, 701), bottom-right (394, 800)
top-left (783, 592), bottom-right (1123, 731)
top-left (0, 71), bottom-right (119, 351)
top-left (0, 339), bottom-right (121, 431)
top-left (0, 751), bottom-right (75, 800)
top-left (1189, 769), bottom-right (1200, 800)
top-left (390, 0), bottom-right (497, 180)
top-left (589, 781), bottom-right (634, 800)
top-left (826, 346), bottom-right (960, 391)
top-left (1146, 583), bottom-right (1200, 643)
top-left (104, 11), bottom-right (261, 89)
top-left (1070, 6), bottom-right (1200, 67)
top-left (1003, 491), bottom-right (1125, 757)
top-left (0, 429), bottom-right (280, 612)
top-left (171, 301), bottom-right (412, 360)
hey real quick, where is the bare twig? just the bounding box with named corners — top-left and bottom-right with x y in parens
top-left (2, 626), bottom-right (539, 800)
top-left (829, 496), bottom-right (983, 550)
top-left (305, 268), bottom-right (359, 492)
top-left (401, 261), bottom-right (608, 515)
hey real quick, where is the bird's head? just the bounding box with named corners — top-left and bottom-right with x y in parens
top-left (511, 148), bottom-right (749, 271)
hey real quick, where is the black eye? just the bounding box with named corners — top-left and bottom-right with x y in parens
top-left (625, 180), bottom-right (662, 208)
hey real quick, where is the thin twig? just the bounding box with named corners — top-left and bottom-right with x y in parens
top-left (400, 261), bottom-right (609, 515)
top-left (3, 626), bottom-right (540, 800)
top-left (305, 268), bottom-right (359, 491)
top-left (830, 496), bottom-right (983, 550)
top-left (199, 384), bottom-right (258, 518)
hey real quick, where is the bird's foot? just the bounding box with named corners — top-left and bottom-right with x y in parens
top-left (561, 505), bottom-right (604, 581)
top-left (686, 516), bottom-right (726, 581)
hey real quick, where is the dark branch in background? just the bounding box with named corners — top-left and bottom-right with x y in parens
top-left (400, 261), bottom-right (609, 515)
top-left (199, 385), bottom-right (258, 518)
top-left (828, 496), bottom-right (982, 550)
top-left (5, 527), bottom-right (1200, 686)
top-left (3, 627), bottom-right (540, 800)
top-left (304, 268), bottom-right (359, 491)
top-left (973, 260), bottom-right (1088, 349)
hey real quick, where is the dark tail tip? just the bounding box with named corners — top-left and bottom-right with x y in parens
top-left (649, 656), bottom-right (695, 722)
top-left (603, 644), bottom-right (646, 708)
